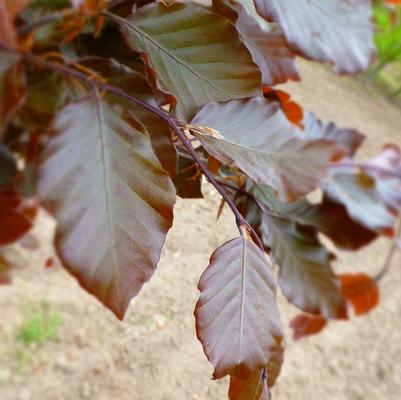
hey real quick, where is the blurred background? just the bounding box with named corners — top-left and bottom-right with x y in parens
top-left (1, 1), bottom-right (401, 400)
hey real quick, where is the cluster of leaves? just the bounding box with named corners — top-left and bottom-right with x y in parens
top-left (1, 0), bottom-right (401, 398)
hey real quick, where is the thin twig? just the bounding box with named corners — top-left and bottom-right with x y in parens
top-left (10, 49), bottom-right (264, 250)
top-left (375, 216), bottom-right (401, 282)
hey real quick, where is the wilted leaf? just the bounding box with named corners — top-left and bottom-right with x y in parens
top-left (254, 0), bottom-right (375, 74)
top-left (289, 313), bottom-right (327, 341)
top-left (215, 0), bottom-right (299, 85)
top-left (192, 97), bottom-right (345, 202)
top-left (235, 183), bottom-right (347, 319)
top-left (339, 273), bottom-right (379, 316)
top-left (0, 144), bottom-right (17, 188)
top-left (0, 52), bottom-right (27, 137)
top-left (0, 255), bottom-right (12, 284)
top-left (38, 95), bottom-right (176, 319)
top-left (324, 171), bottom-right (395, 232)
top-left (229, 371), bottom-right (269, 400)
top-left (303, 112), bottom-right (365, 157)
top-left (123, 2), bottom-right (261, 120)
top-left (195, 236), bottom-right (283, 380)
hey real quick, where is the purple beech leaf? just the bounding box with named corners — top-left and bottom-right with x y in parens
top-left (77, 57), bottom-right (178, 179)
top-left (254, 0), bottom-right (375, 75)
top-left (303, 112), bottom-right (366, 157)
top-left (192, 97), bottom-right (345, 202)
top-left (38, 95), bottom-right (176, 319)
top-left (235, 184), bottom-right (347, 319)
top-left (123, 2), bottom-right (262, 121)
top-left (195, 236), bottom-right (283, 381)
top-left (0, 52), bottom-right (26, 138)
top-left (324, 171), bottom-right (395, 233)
top-left (214, 0), bottom-right (299, 85)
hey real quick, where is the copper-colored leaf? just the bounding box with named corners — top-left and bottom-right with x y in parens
top-left (0, 52), bottom-right (27, 137)
top-left (339, 273), bottom-right (379, 316)
top-left (255, 0), bottom-right (375, 74)
top-left (290, 313), bottom-right (327, 341)
top-left (216, 0), bottom-right (299, 85)
top-left (192, 97), bottom-right (345, 202)
top-left (263, 87), bottom-right (303, 127)
top-left (0, 0), bottom-right (30, 47)
top-left (123, 2), bottom-right (261, 121)
top-left (38, 95), bottom-right (176, 319)
top-left (195, 237), bottom-right (283, 380)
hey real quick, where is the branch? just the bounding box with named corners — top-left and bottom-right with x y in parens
top-left (13, 49), bottom-right (264, 250)
top-left (375, 216), bottom-right (401, 282)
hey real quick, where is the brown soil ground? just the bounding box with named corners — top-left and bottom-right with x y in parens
top-left (1, 60), bottom-right (401, 400)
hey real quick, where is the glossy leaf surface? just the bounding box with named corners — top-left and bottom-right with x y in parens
top-left (38, 95), bottom-right (176, 319)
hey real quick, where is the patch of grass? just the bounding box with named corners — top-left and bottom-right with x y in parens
top-left (14, 348), bottom-right (33, 374)
top-left (16, 300), bottom-right (63, 346)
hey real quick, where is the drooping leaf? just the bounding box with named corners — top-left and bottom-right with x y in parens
top-left (235, 183), bottom-right (347, 319)
top-left (0, 52), bottom-right (27, 137)
top-left (0, 144), bottom-right (17, 188)
top-left (192, 97), bottom-right (345, 202)
top-left (254, 0), bottom-right (375, 74)
top-left (289, 313), bottom-right (327, 341)
top-left (79, 57), bottom-right (177, 178)
top-left (0, 255), bottom-right (12, 284)
top-left (38, 95), bottom-right (176, 319)
top-left (123, 2), bottom-right (262, 120)
top-left (262, 87), bottom-right (303, 127)
top-left (215, 0), bottom-right (299, 85)
top-left (303, 112), bottom-right (365, 157)
top-left (195, 236), bottom-right (283, 380)
top-left (324, 171), bottom-right (395, 232)
top-left (339, 273), bottom-right (380, 316)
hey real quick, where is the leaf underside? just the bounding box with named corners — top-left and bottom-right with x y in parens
top-left (38, 95), bottom-right (176, 319)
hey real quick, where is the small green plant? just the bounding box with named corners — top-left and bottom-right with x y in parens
top-left (16, 300), bottom-right (63, 346)
top-left (14, 347), bottom-right (33, 374)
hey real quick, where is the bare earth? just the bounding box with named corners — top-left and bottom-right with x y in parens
top-left (1, 61), bottom-right (401, 400)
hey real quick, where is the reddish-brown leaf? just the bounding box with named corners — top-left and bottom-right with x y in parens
top-left (229, 371), bottom-right (270, 400)
top-left (254, 0), bottom-right (375, 75)
top-left (215, 0), bottom-right (299, 86)
top-left (0, 208), bottom-right (32, 245)
top-left (0, 0), bottom-right (31, 47)
top-left (290, 314), bottom-right (328, 341)
top-left (38, 95), bottom-right (175, 319)
top-left (339, 273), bottom-right (380, 316)
top-left (263, 86), bottom-right (303, 127)
top-left (195, 237), bottom-right (283, 380)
